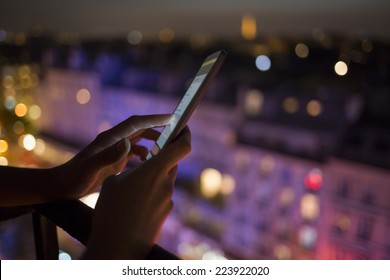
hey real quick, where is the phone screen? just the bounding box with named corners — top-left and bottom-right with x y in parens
top-left (146, 50), bottom-right (226, 160)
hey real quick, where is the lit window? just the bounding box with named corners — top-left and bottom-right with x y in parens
top-left (300, 193), bottom-right (320, 221)
top-left (273, 244), bottom-right (291, 260)
top-left (304, 168), bottom-right (323, 190)
top-left (245, 89), bottom-right (264, 117)
top-left (279, 187), bottom-right (295, 207)
top-left (299, 225), bottom-right (317, 249)
top-left (76, 88), bottom-right (91, 105)
top-left (200, 168), bottom-right (222, 198)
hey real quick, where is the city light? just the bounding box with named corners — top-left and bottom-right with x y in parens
top-left (13, 121), bottom-right (24, 134)
top-left (76, 88), bottom-right (91, 105)
top-left (259, 155), bottom-right (276, 174)
top-left (58, 250), bottom-right (72, 260)
top-left (127, 30), bottom-right (143, 45)
top-left (200, 168), bottom-right (222, 198)
top-left (0, 139), bottom-right (9, 153)
top-left (279, 187), bottom-right (295, 207)
top-left (159, 28), bottom-right (175, 43)
top-left (304, 169), bottom-right (323, 190)
top-left (299, 225), bottom-right (317, 249)
top-left (15, 103), bottom-right (28, 117)
top-left (0, 156), bottom-right (8, 166)
top-left (334, 61), bottom-right (348, 76)
top-left (245, 89), bottom-right (264, 116)
top-left (255, 55), bottom-right (271, 71)
top-left (220, 174), bottom-right (236, 195)
top-left (28, 104), bottom-right (42, 120)
top-left (283, 97), bottom-right (299, 114)
top-left (300, 193), bottom-right (320, 221)
top-left (306, 100), bottom-right (322, 117)
top-left (241, 14), bottom-right (257, 40)
top-left (33, 139), bottom-right (46, 156)
top-left (273, 244), bottom-right (291, 260)
top-left (3, 75), bottom-right (14, 88)
top-left (21, 134), bottom-right (36, 151)
top-left (295, 43), bottom-right (309, 59)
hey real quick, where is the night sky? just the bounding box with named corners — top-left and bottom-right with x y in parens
top-left (0, 0), bottom-right (389, 39)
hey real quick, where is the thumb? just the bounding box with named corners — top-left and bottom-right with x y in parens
top-left (84, 138), bottom-right (131, 172)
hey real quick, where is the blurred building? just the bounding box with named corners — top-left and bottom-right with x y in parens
top-left (1, 31), bottom-right (389, 259)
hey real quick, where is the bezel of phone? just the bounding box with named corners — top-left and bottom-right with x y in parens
top-left (146, 50), bottom-right (227, 160)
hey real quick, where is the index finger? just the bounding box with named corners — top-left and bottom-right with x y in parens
top-left (105, 114), bottom-right (173, 143)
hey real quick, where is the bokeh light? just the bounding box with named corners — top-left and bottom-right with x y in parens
top-left (283, 97), bottom-right (299, 114)
top-left (0, 139), bottom-right (9, 153)
top-left (22, 134), bottom-right (37, 151)
top-left (159, 28), bottom-right (175, 43)
top-left (255, 55), bottom-right (271, 71)
top-left (295, 43), bottom-right (309, 58)
top-left (306, 100), bottom-right (322, 117)
top-left (15, 103), bottom-right (28, 117)
top-left (334, 61), bottom-right (348, 76)
top-left (245, 89), bottom-right (264, 116)
top-left (127, 30), bottom-right (143, 45)
top-left (200, 168), bottom-right (222, 198)
top-left (76, 88), bottom-right (91, 104)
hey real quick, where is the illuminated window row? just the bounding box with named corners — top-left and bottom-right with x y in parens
top-left (244, 89), bottom-right (325, 117)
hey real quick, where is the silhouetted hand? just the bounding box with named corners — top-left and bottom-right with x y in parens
top-left (51, 115), bottom-right (173, 201)
top-left (83, 127), bottom-right (191, 259)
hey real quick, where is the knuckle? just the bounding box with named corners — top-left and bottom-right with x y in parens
top-left (95, 130), bottom-right (110, 142)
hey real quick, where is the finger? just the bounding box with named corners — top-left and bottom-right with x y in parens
top-left (129, 128), bottom-right (162, 144)
top-left (149, 127), bottom-right (191, 172)
top-left (92, 115), bottom-right (173, 148)
top-left (82, 138), bottom-right (131, 175)
top-left (130, 145), bottom-right (149, 161)
top-left (109, 114), bottom-right (173, 141)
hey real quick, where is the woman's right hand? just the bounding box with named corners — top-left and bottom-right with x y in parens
top-left (83, 127), bottom-right (191, 259)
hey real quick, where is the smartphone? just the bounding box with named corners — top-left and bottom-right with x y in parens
top-left (146, 50), bottom-right (227, 160)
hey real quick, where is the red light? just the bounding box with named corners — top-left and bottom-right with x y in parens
top-left (304, 173), bottom-right (323, 190)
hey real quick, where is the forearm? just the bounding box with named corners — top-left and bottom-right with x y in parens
top-left (0, 166), bottom-right (61, 207)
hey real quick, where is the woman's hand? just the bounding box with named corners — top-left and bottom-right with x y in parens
top-left (83, 127), bottom-right (191, 259)
top-left (51, 114), bottom-right (173, 201)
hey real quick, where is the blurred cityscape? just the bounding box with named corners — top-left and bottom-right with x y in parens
top-left (0, 18), bottom-right (389, 260)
